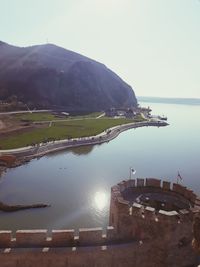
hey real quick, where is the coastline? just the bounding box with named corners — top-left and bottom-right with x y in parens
top-left (0, 119), bottom-right (168, 212)
top-left (0, 120), bottom-right (168, 173)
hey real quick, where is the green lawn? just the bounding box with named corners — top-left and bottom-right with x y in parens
top-left (13, 112), bottom-right (103, 122)
top-left (14, 112), bottom-right (60, 121)
top-left (68, 112), bottom-right (102, 119)
top-left (0, 118), bottom-right (137, 149)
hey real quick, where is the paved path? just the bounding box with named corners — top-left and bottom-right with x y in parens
top-left (96, 112), bottom-right (105, 119)
top-left (33, 114), bottom-right (105, 124)
top-left (0, 120), bottom-right (168, 159)
top-left (0, 110), bottom-right (51, 115)
top-left (33, 118), bottom-right (94, 124)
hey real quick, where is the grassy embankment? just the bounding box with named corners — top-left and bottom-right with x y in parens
top-left (0, 113), bottom-right (145, 149)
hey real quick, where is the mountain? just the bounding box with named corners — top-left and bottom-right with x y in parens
top-left (0, 41), bottom-right (137, 111)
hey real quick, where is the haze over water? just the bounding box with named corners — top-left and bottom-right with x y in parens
top-left (0, 101), bottom-right (200, 232)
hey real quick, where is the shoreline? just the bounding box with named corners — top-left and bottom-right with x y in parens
top-left (0, 120), bottom-right (168, 172)
top-left (0, 120), bottom-right (168, 212)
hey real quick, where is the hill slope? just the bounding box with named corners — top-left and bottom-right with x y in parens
top-left (0, 41), bottom-right (137, 111)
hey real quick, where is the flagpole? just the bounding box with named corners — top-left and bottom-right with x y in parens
top-left (176, 171), bottom-right (183, 184)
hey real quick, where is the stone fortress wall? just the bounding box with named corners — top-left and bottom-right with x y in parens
top-left (0, 178), bottom-right (200, 267)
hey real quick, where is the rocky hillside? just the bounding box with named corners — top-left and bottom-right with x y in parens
top-left (0, 41), bottom-right (137, 111)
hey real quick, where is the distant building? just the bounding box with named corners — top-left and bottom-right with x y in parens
top-left (105, 108), bottom-right (137, 118)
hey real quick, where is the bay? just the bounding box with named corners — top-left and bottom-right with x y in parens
top-left (0, 101), bottom-right (200, 231)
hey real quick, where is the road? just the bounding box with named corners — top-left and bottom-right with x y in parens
top-left (0, 120), bottom-right (168, 159)
top-left (96, 112), bottom-right (105, 119)
top-left (0, 110), bottom-right (51, 115)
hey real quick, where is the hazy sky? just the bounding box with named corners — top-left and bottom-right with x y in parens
top-left (0, 0), bottom-right (199, 98)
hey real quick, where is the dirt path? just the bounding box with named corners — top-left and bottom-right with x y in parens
top-left (96, 112), bottom-right (105, 119)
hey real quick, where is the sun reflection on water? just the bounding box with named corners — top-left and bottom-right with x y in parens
top-left (94, 191), bottom-right (108, 211)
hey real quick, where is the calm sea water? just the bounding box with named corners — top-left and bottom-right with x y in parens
top-left (0, 102), bottom-right (200, 232)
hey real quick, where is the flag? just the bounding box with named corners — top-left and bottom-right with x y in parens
top-left (131, 168), bottom-right (136, 175)
top-left (177, 171), bottom-right (183, 181)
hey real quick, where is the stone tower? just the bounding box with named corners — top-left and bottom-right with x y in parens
top-left (109, 178), bottom-right (200, 266)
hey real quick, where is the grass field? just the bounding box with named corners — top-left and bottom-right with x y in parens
top-left (0, 110), bottom-right (146, 149)
top-left (13, 112), bottom-right (102, 122)
top-left (14, 112), bottom-right (59, 121)
top-left (0, 118), bottom-right (138, 149)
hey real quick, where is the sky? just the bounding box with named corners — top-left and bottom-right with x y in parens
top-left (0, 0), bottom-right (199, 98)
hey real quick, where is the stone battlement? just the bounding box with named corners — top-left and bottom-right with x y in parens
top-left (1, 239), bottom-right (180, 267)
top-left (109, 178), bottom-right (200, 243)
top-left (113, 178), bottom-right (197, 204)
top-left (111, 178), bottom-right (199, 219)
top-left (0, 227), bottom-right (116, 249)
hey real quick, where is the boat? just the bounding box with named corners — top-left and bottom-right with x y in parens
top-left (158, 115), bottom-right (167, 121)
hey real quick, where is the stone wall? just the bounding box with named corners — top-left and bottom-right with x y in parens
top-left (0, 227), bottom-right (116, 249)
top-left (0, 236), bottom-right (198, 267)
top-left (109, 178), bottom-right (200, 266)
top-left (110, 179), bottom-right (199, 238)
top-left (0, 178), bottom-right (200, 267)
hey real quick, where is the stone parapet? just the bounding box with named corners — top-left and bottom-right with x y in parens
top-left (106, 226), bottom-right (115, 242)
top-left (162, 181), bottom-right (171, 190)
top-left (137, 178), bottom-right (145, 187)
top-left (158, 210), bottom-right (179, 222)
top-left (110, 178), bottom-right (200, 229)
top-left (144, 206), bottom-right (156, 219)
top-left (173, 183), bottom-right (187, 196)
top-left (0, 231), bottom-right (12, 248)
top-left (146, 178), bottom-right (161, 188)
top-left (0, 227), bottom-right (120, 249)
top-left (0, 238), bottom-right (197, 267)
top-left (16, 230), bottom-right (47, 248)
top-left (52, 229), bottom-right (74, 247)
top-left (115, 178), bottom-right (197, 199)
top-left (132, 203), bottom-right (143, 216)
top-left (79, 228), bottom-right (103, 245)
top-left (112, 178), bottom-right (199, 212)
top-left (128, 201), bottom-right (200, 225)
